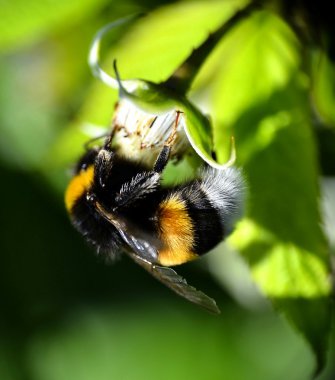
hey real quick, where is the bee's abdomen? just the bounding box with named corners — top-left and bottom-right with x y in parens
top-left (156, 194), bottom-right (198, 266)
top-left (199, 167), bottom-right (244, 235)
top-left (182, 185), bottom-right (224, 255)
top-left (157, 167), bottom-right (244, 267)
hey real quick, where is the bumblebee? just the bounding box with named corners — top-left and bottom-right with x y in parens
top-left (65, 112), bottom-right (244, 314)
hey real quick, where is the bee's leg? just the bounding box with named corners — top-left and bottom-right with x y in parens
top-left (153, 145), bottom-right (170, 173)
top-left (154, 111), bottom-right (182, 173)
top-left (95, 148), bottom-right (114, 188)
top-left (165, 110), bottom-right (182, 147)
top-left (100, 101), bottom-right (124, 149)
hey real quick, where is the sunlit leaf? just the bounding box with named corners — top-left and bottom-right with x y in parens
top-left (210, 10), bottom-right (300, 161)
top-left (103, 0), bottom-right (249, 82)
top-left (228, 80), bottom-right (331, 374)
top-left (206, 10), bottom-right (332, 374)
top-left (311, 51), bottom-right (335, 128)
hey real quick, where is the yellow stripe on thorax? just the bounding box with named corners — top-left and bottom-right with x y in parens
top-left (65, 165), bottom-right (94, 211)
top-left (157, 195), bottom-right (197, 266)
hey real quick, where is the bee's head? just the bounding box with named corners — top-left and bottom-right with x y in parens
top-left (65, 148), bottom-right (100, 213)
top-left (74, 147), bottom-right (99, 173)
top-left (65, 147), bottom-right (123, 256)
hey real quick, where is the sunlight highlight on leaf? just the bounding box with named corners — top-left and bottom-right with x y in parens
top-left (232, 220), bottom-right (331, 298)
top-left (207, 10), bottom-right (331, 374)
top-left (211, 10), bottom-right (300, 162)
top-left (311, 52), bottom-right (335, 128)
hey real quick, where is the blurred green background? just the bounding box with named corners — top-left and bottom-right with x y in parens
top-left (1, 0), bottom-right (335, 379)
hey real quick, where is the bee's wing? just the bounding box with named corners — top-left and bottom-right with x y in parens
top-left (128, 252), bottom-right (221, 315)
top-left (95, 201), bottom-right (220, 314)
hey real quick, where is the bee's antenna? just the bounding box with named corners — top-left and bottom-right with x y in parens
top-left (113, 59), bottom-right (127, 98)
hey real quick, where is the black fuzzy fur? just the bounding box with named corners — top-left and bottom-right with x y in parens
top-left (68, 146), bottom-right (236, 264)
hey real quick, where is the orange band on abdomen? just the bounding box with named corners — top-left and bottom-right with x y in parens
top-left (157, 195), bottom-right (197, 266)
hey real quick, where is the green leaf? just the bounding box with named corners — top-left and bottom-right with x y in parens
top-left (113, 74), bottom-right (215, 165)
top-left (210, 10), bottom-right (331, 373)
top-left (230, 87), bottom-right (331, 374)
top-left (105, 1), bottom-right (252, 167)
top-left (210, 10), bottom-right (300, 161)
top-left (103, 0), bottom-right (249, 83)
top-left (49, 0), bottom-right (248, 176)
top-left (0, 0), bottom-right (110, 52)
top-left (311, 51), bottom-right (335, 128)
top-left (94, 0), bottom-right (252, 167)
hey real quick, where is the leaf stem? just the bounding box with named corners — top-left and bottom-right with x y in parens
top-left (163, 1), bottom-right (261, 94)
